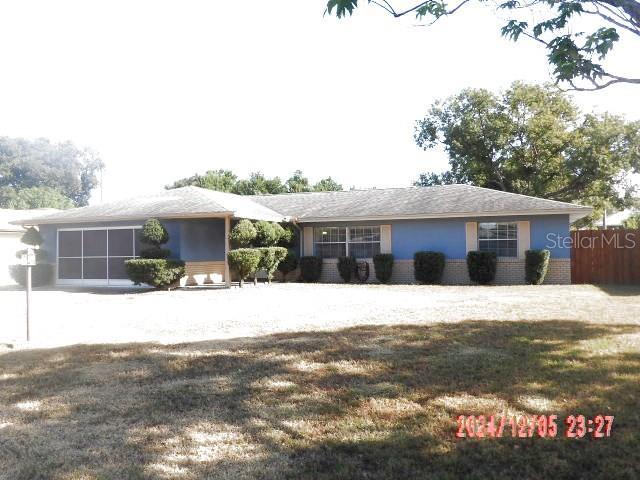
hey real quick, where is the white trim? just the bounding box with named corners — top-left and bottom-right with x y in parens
top-left (517, 220), bottom-right (530, 259)
top-left (465, 222), bottom-right (477, 253)
top-left (297, 208), bottom-right (590, 223)
top-left (380, 224), bottom-right (392, 253)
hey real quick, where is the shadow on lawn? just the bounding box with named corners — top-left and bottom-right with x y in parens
top-left (1, 320), bottom-right (639, 479)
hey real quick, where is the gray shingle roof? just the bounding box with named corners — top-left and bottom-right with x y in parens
top-left (13, 187), bottom-right (285, 225)
top-left (252, 184), bottom-right (592, 222)
top-left (13, 184), bottom-right (592, 226)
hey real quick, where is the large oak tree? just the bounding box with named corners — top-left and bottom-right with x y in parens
top-left (414, 82), bottom-right (640, 223)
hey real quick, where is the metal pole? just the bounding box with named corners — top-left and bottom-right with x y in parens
top-left (26, 265), bottom-right (31, 342)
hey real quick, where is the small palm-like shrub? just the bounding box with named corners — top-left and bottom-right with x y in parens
top-left (373, 254), bottom-right (394, 283)
top-left (125, 259), bottom-right (185, 289)
top-left (337, 256), bottom-right (357, 283)
top-left (467, 251), bottom-right (497, 285)
top-left (414, 251), bottom-right (445, 284)
top-left (525, 249), bottom-right (551, 285)
top-left (228, 248), bottom-right (261, 287)
top-left (300, 256), bottom-right (322, 282)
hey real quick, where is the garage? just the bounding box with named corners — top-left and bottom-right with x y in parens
top-left (57, 226), bottom-right (143, 286)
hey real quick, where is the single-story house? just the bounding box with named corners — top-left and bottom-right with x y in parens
top-left (13, 185), bottom-right (592, 286)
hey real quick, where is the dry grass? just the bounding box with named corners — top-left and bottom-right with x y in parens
top-left (1, 288), bottom-right (640, 478)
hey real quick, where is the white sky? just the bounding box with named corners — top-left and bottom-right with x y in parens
top-left (0, 0), bottom-right (638, 203)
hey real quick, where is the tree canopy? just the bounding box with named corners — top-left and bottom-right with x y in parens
top-left (167, 170), bottom-right (343, 194)
top-left (414, 82), bottom-right (640, 223)
top-left (325, 0), bottom-right (640, 90)
top-left (0, 137), bottom-right (103, 209)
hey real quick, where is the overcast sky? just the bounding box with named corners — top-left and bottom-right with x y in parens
top-left (0, 0), bottom-right (638, 203)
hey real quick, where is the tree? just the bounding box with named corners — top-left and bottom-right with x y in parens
top-left (286, 170), bottom-right (312, 193)
top-left (414, 82), bottom-right (640, 223)
top-left (254, 221), bottom-right (281, 246)
top-left (166, 169), bottom-right (237, 192)
top-left (0, 137), bottom-right (103, 207)
top-left (325, 0), bottom-right (640, 90)
top-left (0, 186), bottom-right (75, 209)
top-left (314, 177), bottom-right (343, 191)
top-left (233, 172), bottom-right (287, 195)
top-left (623, 212), bottom-right (640, 228)
top-left (227, 248), bottom-right (262, 287)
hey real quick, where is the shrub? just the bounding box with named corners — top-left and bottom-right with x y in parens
top-left (229, 219), bottom-right (257, 248)
top-left (9, 264), bottom-right (53, 287)
top-left (277, 223), bottom-right (295, 247)
top-left (21, 227), bottom-right (43, 246)
top-left (254, 221), bottom-right (280, 247)
top-left (299, 256), bottom-right (322, 282)
top-left (337, 256), bottom-right (357, 283)
top-left (258, 246), bottom-right (288, 283)
top-left (414, 251), bottom-right (446, 284)
top-left (141, 218), bottom-right (169, 247)
top-left (140, 247), bottom-right (171, 259)
top-left (467, 251), bottom-right (497, 285)
top-left (227, 248), bottom-right (261, 287)
top-left (525, 249), bottom-right (551, 285)
top-left (125, 259), bottom-right (185, 289)
top-left (277, 250), bottom-right (298, 281)
top-left (373, 253), bottom-right (394, 283)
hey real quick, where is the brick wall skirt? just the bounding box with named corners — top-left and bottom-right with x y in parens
top-left (282, 258), bottom-right (571, 285)
top-left (181, 261), bottom-right (226, 286)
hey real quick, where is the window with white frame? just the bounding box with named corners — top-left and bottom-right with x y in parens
top-left (313, 226), bottom-right (381, 259)
top-left (478, 222), bottom-right (518, 257)
top-left (57, 227), bottom-right (144, 283)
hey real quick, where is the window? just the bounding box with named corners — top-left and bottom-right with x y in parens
top-left (478, 222), bottom-right (517, 257)
top-left (57, 227), bottom-right (142, 283)
top-left (314, 227), bottom-right (346, 259)
top-left (313, 226), bottom-right (381, 259)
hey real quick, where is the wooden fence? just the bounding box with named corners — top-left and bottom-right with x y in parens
top-left (571, 229), bottom-right (640, 284)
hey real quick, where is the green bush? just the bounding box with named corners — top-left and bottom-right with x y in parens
top-left (467, 251), bottom-right (497, 285)
top-left (525, 249), bottom-right (551, 285)
top-left (125, 259), bottom-right (185, 289)
top-left (254, 221), bottom-right (280, 247)
top-left (414, 251), bottom-right (446, 284)
top-left (229, 219), bottom-right (257, 248)
top-left (9, 264), bottom-right (53, 287)
top-left (337, 256), bottom-right (357, 283)
top-left (258, 246), bottom-right (288, 283)
top-left (21, 227), bottom-right (43, 247)
top-left (277, 250), bottom-right (298, 281)
top-left (299, 256), bottom-right (322, 282)
top-left (140, 247), bottom-right (171, 259)
top-left (373, 253), bottom-right (394, 283)
top-left (277, 223), bottom-right (295, 247)
top-left (227, 248), bottom-right (261, 287)
top-left (141, 218), bottom-right (169, 247)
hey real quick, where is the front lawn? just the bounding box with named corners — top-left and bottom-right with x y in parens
top-left (1, 318), bottom-right (639, 478)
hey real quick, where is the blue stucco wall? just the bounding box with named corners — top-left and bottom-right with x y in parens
top-left (39, 218), bottom-right (225, 263)
top-left (301, 214), bottom-right (571, 259)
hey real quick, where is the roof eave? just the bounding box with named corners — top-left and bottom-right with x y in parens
top-left (295, 208), bottom-right (593, 223)
top-left (12, 211), bottom-right (236, 226)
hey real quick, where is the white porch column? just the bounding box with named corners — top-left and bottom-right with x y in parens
top-left (224, 215), bottom-right (231, 287)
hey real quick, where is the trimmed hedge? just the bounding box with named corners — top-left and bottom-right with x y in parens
top-left (373, 253), bottom-right (394, 283)
top-left (299, 256), bottom-right (322, 282)
top-left (9, 264), bottom-right (53, 287)
top-left (525, 249), bottom-right (550, 285)
top-left (337, 256), bottom-right (357, 283)
top-left (467, 251), bottom-right (497, 285)
top-left (141, 218), bottom-right (169, 247)
top-left (227, 248), bottom-right (261, 287)
top-left (258, 246), bottom-right (288, 283)
top-left (21, 227), bottom-right (43, 247)
top-left (355, 260), bottom-right (370, 283)
top-left (414, 251), bottom-right (445, 284)
top-left (277, 250), bottom-right (298, 281)
top-left (254, 221), bottom-right (280, 247)
top-left (125, 259), bottom-right (185, 289)
top-left (229, 219), bottom-right (257, 248)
